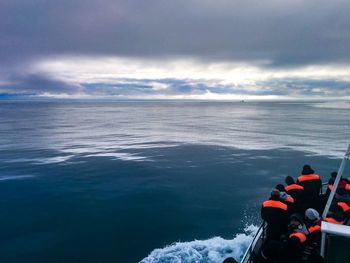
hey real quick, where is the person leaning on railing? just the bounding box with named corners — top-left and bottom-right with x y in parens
top-left (261, 189), bottom-right (290, 241)
top-left (323, 187), bottom-right (350, 225)
top-left (325, 171), bottom-right (349, 197)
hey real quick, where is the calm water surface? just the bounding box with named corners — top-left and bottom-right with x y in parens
top-left (0, 100), bottom-right (349, 263)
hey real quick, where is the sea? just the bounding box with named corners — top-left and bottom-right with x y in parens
top-left (0, 99), bottom-right (349, 263)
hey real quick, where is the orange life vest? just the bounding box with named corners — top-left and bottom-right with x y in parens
top-left (298, 174), bottom-right (320, 182)
top-left (308, 225), bottom-right (321, 234)
top-left (328, 183), bottom-right (350, 191)
top-left (324, 217), bottom-right (344, 224)
top-left (285, 184), bottom-right (304, 191)
top-left (262, 200), bottom-right (288, 211)
top-left (285, 195), bottom-right (295, 204)
top-left (289, 232), bottom-right (307, 243)
top-left (338, 202), bottom-right (350, 213)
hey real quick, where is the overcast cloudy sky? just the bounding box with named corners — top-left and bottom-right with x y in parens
top-left (1, 0), bottom-right (350, 99)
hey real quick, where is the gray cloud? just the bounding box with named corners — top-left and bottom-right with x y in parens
top-left (1, 0), bottom-right (350, 66)
top-left (0, 74), bottom-right (83, 95)
top-left (2, 74), bottom-right (348, 98)
top-left (1, 0), bottom-right (350, 98)
top-left (32, 77), bottom-right (348, 98)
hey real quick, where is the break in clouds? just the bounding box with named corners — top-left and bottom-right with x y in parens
top-left (1, 0), bottom-right (350, 99)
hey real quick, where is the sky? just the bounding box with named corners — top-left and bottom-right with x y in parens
top-left (1, 0), bottom-right (350, 100)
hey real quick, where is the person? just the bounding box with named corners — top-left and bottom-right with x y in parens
top-left (297, 165), bottom-right (322, 211)
top-left (335, 187), bottom-right (350, 202)
top-left (276, 184), bottom-right (295, 214)
top-left (324, 203), bottom-right (344, 224)
top-left (283, 213), bottom-right (308, 263)
top-left (261, 189), bottom-right (289, 241)
top-left (258, 239), bottom-right (284, 263)
top-left (285, 175), bottom-right (305, 213)
top-left (305, 208), bottom-right (322, 249)
top-left (347, 181), bottom-right (350, 194)
top-left (334, 187), bottom-right (350, 222)
top-left (325, 171), bottom-right (348, 197)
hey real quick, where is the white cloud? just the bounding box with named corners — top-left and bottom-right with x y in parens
top-left (0, 55), bottom-right (340, 99)
top-left (150, 82), bottom-right (170, 91)
top-left (34, 56), bottom-right (350, 85)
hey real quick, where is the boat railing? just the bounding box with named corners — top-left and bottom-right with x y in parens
top-left (321, 179), bottom-right (350, 191)
top-left (320, 144), bottom-right (350, 258)
top-left (240, 221), bottom-right (266, 263)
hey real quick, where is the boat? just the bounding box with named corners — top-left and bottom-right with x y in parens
top-left (240, 144), bottom-right (350, 263)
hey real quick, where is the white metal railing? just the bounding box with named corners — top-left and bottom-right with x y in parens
top-left (240, 222), bottom-right (266, 263)
top-left (320, 143), bottom-right (350, 257)
top-left (321, 221), bottom-right (350, 238)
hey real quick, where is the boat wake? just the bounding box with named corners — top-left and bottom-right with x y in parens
top-left (140, 225), bottom-right (258, 263)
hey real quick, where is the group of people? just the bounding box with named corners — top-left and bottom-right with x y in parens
top-left (258, 164), bottom-right (350, 263)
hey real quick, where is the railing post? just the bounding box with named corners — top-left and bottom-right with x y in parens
top-left (320, 232), bottom-right (326, 258)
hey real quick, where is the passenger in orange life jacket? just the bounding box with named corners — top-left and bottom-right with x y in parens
top-left (324, 202), bottom-right (345, 225)
top-left (275, 184), bottom-right (295, 214)
top-left (334, 187), bottom-right (350, 222)
top-left (335, 187), bottom-right (350, 203)
top-left (304, 208), bottom-right (322, 249)
top-left (285, 175), bottom-right (305, 213)
top-left (283, 213), bottom-right (309, 263)
top-left (325, 171), bottom-right (349, 197)
top-left (297, 165), bottom-right (322, 211)
top-left (261, 189), bottom-right (289, 241)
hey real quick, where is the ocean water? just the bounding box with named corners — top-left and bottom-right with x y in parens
top-left (0, 100), bottom-right (349, 263)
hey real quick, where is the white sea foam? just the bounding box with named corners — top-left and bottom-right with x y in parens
top-left (0, 175), bottom-right (35, 181)
top-left (140, 225), bottom-right (258, 263)
top-left (85, 152), bottom-right (147, 161)
top-left (120, 143), bottom-right (180, 149)
top-left (311, 101), bottom-right (350, 109)
top-left (35, 155), bottom-right (75, 164)
top-left (57, 143), bottom-right (179, 162)
top-left (4, 155), bottom-right (75, 164)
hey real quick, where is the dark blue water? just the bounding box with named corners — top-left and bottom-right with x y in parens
top-left (0, 100), bottom-right (349, 263)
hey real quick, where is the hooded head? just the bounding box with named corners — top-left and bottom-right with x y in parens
top-left (302, 164), bottom-right (315, 175)
top-left (270, 188), bottom-right (280, 200)
top-left (290, 213), bottom-right (304, 229)
top-left (291, 213), bottom-right (304, 224)
top-left (275, 184), bottom-right (286, 192)
top-left (305, 208), bottom-right (320, 223)
top-left (331, 171), bottom-right (338, 178)
top-left (285, 176), bottom-right (295, 185)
